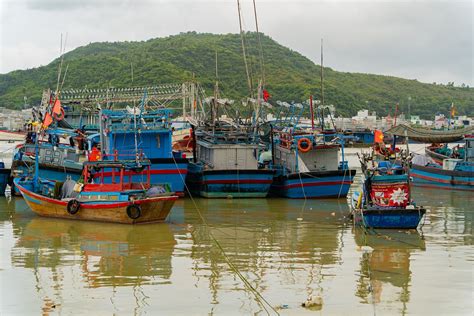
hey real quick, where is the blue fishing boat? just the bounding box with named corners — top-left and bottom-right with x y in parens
top-left (385, 124), bottom-right (473, 191)
top-left (410, 135), bottom-right (473, 191)
top-left (10, 127), bottom-right (85, 195)
top-left (351, 151), bottom-right (426, 229)
top-left (98, 108), bottom-right (188, 195)
top-left (270, 130), bottom-right (355, 199)
top-left (11, 95), bottom-right (188, 196)
top-left (186, 94), bottom-right (274, 198)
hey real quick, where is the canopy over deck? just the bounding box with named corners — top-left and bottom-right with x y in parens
top-left (386, 124), bottom-right (474, 143)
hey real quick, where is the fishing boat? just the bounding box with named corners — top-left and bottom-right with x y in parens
top-left (351, 149), bottom-right (426, 229)
top-left (424, 143), bottom-right (465, 165)
top-left (386, 124), bottom-right (474, 191)
top-left (186, 95), bottom-right (274, 198)
top-left (410, 136), bottom-right (473, 191)
top-left (11, 94), bottom-right (188, 196)
top-left (98, 107), bottom-right (188, 195)
top-left (271, 130), bottom-right (355, 198)
top-left (269, 99), bottom-right (355, 198)
top-left (15, 159), bottom-right (178, 224)
top-left (0, 162), bottom-right (10, 195)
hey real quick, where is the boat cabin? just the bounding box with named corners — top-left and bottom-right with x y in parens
top-left (274, 132), bottom-right (340, 173)
top-left (100, 109), bottom-right (173, 159)
top-left (82, 160), bottom-right (152, 192)
top-left (196, 140), bottom-right (260, 170)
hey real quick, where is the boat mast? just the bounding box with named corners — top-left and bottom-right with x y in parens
top-left (236, 0), bottom-right (253, 98)
top-left (320, 38), bottom-right (325, 130)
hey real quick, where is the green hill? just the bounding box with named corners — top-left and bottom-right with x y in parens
top-left (1, 32), bottom-right (473, 118)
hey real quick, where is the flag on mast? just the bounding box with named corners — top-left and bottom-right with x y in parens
top-left (52, 99), bottom-right (62, 115)
top-left (374, 130), bottom-right (384, 143)
top-left (42, 113), bottom-right (53, 128)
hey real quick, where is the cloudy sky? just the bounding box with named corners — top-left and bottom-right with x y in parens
top-left (0, 0), bottom-right (472, 85)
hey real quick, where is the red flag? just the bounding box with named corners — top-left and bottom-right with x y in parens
top-left (263, 89), bottom-right (270, 102)
top-left (374, 130), bottom-right (384, 143)
top-left (42, 113), bottom-right (53, 128)
top-left (52, 99), bottom-right (62, 115)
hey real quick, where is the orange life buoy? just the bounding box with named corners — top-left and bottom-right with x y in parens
top-left (53, 108), bottom-right (65, 121)
top-left (297, 138), bottom-right (312, 153)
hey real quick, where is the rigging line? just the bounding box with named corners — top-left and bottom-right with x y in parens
top-left (236, 0), bottom-right (253, 98)
top-left (252, 0), bottom-right (265, 85)
top-left (170, 155), bottom-right (279, 315)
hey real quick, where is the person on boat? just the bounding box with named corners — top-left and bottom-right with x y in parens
top-left (88, 146), bottom-right (101, 162)
top-left (74, 126), bottom-right (87, 151)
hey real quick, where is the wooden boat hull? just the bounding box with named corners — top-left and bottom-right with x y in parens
top-left (186, 168), bottom-right (274, 198)
top-left (410, 164), bottom-right (473, 191)
top-left (15, 179), bottom-right (178, 224)
top-left (271, 169), bottom-right (356, 199)
top-left (353, 208), bottom-right (426, 229)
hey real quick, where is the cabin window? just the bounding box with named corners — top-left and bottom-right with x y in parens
top-left (156, 135), bottom-right (161, 148)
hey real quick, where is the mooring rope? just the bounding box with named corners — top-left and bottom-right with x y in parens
top-left (171, 155), bottom-right (279, 315)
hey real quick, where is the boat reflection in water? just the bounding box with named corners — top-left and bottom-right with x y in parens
top-left (354, 228), bottom-right (426, 312)
top-left (11, 216), bottom-right (178, 288)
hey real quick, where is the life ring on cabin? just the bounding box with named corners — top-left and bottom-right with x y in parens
top-left (67, 199), bottom-right (81, 215)
top-left (53, 108), bottom-right (65, 121)
top-left (126, 204), bottom-right (141, 220)
top-left (297, 138), bottom-right (312, 153)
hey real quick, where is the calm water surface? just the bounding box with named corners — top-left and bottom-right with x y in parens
top-left (0, 171), bottom-right (472, 315)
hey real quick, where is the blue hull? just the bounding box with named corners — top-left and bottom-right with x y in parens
top-left (186, 166), bottom-right (274, 198)
top-left (411, 164), bottom-right (473, 191)
top-left (353, 208), bottom-right (426, 229)
top-left (0, 169), bottom-right (10, 195)
top-left (271, 170), bottom-right (356, 198)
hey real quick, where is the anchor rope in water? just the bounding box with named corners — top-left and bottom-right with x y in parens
top-left (171, 155), bottom-right (279, 315)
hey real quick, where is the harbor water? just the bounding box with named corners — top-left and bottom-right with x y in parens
top-left (0, 145), bottom-right (472, 315)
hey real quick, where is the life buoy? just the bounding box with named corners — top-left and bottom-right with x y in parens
top-left (297, 138), bottom-right (312, 153)
top-left (67, 199), bottom-right (80, 215)
top-left (126, 204), bottom-right (141, 219)
top-left (53, 108), bottom-right (65, 121)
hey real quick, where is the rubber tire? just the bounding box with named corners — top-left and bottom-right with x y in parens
top-left (67, 199), bottom-right (80, 215)
top-left (126, 204), bottom-right (141, 220)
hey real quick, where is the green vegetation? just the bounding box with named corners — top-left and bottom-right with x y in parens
top-left (1, 32), bottom-right (472, 118)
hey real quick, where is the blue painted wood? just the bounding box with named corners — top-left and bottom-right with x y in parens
top-left (271, 171), bottom-right (355, 198)
top-left (353, 208), bottom-right (426, 229)
top-left (186, 164), bottom-right (274, 198)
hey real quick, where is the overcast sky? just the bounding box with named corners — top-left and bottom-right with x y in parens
top-left (0, 0), bottom-right (472, 85)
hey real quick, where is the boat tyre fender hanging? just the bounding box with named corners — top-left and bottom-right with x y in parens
top-left (67, 199), bottom-right (81, 215)
top-left (127, 204), bottom-right (141, 220)
top-left (53, 108), bottom-right (65, 121)
top-left (297, 138), bottom-right (312, 153)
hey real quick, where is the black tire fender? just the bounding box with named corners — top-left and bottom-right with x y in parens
top-left (67, 199), bottom-right (81, 215)
top-left (126, 204), bottom-right (141, 220)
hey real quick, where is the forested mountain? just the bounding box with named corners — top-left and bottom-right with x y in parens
top-left (1, 32), bottom-right (472, 118)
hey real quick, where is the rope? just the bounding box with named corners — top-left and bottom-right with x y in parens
top-left (337, 167), bottom-right (348, 198)
top-left (170, 155), bottom-right (279, 315)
